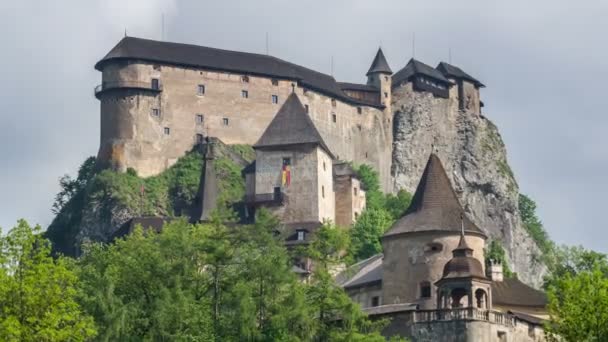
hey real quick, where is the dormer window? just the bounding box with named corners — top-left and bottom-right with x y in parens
top-left (296, 230), bottom-right (306, 241)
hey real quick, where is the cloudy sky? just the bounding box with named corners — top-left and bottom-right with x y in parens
top-left (1, 0), bottom-right (606, 252)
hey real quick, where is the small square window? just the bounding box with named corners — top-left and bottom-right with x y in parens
top-left (371, 296), bottom-right (380, 307)
top-left (164, 127), bottom-right (170, 135)
top-left (357, 107), bottom-right (362, 114)
top-left (332, 113), bottom-right (337, 123)
top-left (196, 133), bottom-right (204, 143)
top-left (153, 64), bottom-right (161, 71)
top-left (241, 90), bottom-right (249, 98)
top-left (283, 158), bottom-right (291, 166)
top-left (354, 187), bottom-right (358, 196)
top-left (304, 104), bottom-right (309, 113)
top-left (296, 230), bottom-right (306, 241)
top-left (151, 108), bottom-right (160, 117)
top-left (331, 99), bottom-right (336, 107)
top-left (197, 84), bottom-right (205, 95)
top-left (222, 118), bottom-right (229, 126)
top-left (384, 92), bottom-right (388, 98)
top-left (151, 78), bottom-right (160, 90)
top-left (420, 282), bottom-right (431, 298)
top-left (271, 79), bottom-right (279, 86)
top-left (241, 75), bottom-right (249, 83)
top-left (271, 95), bottom-right (279, 104)
top-left (196, 114), bottom-right (204, 124)
top-left (357, 124), bottom-right (362, 131)
top-left (384, 76), bottom-right (389, 82)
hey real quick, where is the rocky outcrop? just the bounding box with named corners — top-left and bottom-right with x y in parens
top-left (391, 90), bottom-right (546, 288)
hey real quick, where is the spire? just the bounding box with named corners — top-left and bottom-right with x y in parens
top-left (366, 48), bottom-right (392, 76)
top-left (383, 153), bottom-right (485, 237)
top-left (254, 93), bottom-right (333, 157)
top-left (190, 138), bottom-right (219, 223)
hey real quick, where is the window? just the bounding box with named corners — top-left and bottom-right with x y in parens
top-left (164, 127), bottom-right (170, 135)
top-left (331, 99), bottom-right (336, 107)
top-left (222, 118), bottom-right (229, 126)
top-left (357, 107), bottom-right (362, 114)
top-left (353, 187), bottom-right (358, 196)
top-left (282, 158), bottom-right (291, 166)
top-left (323, 162), bottom-right (326, 171)
top-left (296, 230), bottom-right (306, 241)
top-left (321, 186), bottom-right (325, 198)
top-left (332, 113), bottom-right (337, 123)
top-left (196, 114), bottom-right (204, 124)
top-left (241, 90), bottom-right (249, 98)
top-left (354, 212), bottom-right (359, 219)
top-left (357, 124), bottom-right (362, 131)
top-left (151, 108), bottom-right (160, 117)
top-left (241, 75), bottom-right (249, 83)
top-left (420, 282), bottom-right (431, 298)
top-left (371, 296), bottom-right (380, 307)
top-left (384, 92), bottom-right (388, 98)
top-left (196, 133), bottom-right (204, 143)
top-left (304, 104), bottom-right (309, 113)
top-left (384, 76), bottom-right (389, 82)
top-left (271, 79), bottom-right (279, 86)
top-left (271, 95), bottom-right (279, 104)
top-left (197, 84), bottom-right (205, 95)
top-left (153, 64), bottom-right (161, 71)
top-left (426, 243), bottom-right (443, 253)
top-left (151, 78), bottom-right (160, 90)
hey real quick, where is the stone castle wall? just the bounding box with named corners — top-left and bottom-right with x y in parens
top-left (97, 60), bottom-right (392, 191)
top-left (381, 232), bottom-right (486, 309)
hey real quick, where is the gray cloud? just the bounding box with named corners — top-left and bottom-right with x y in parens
top-left (1, 0), bottom-right (605, 252)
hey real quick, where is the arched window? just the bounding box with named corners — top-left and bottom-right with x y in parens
top-left (475, 289), bottom-right (487, 309)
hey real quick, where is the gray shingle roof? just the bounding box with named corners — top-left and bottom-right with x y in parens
top-left (366, 48), bottom-right (392, 75)
top-left (492, 278), bottom-right (548, 308)
top-left (337, 82), bottom-right (378, 92)
top-left (392, 58), bottom-right (452, 86)
top-left (383, 154), bottom-right (485, 238)
top-left (339, 254), bottom-right (383, 289)
top-left (96, 37), bottom-right (383, 108)
top-left (436, 62), bottom-right (485, 87)
top-left (253, 93), bottom-right (333, 156)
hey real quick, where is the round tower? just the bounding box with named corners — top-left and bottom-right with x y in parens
top-left (366, 47), bottom-right (393, 113)
top-left (380, 153), bottom-right (487, 309)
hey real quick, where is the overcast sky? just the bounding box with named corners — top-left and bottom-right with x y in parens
top-left (1, 0), bottom-right (606, 252)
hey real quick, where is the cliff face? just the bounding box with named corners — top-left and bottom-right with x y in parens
top-left (391, 89), bottom-right (546, 288)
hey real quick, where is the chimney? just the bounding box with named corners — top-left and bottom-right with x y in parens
top-left (488, 260), bottom-right (504, 282)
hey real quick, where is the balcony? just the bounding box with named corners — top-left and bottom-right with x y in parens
top-left (245, 192), bottom-right (284, 206)
top-left (413, 308), bottom-right (515, 327)
top-left (94, 80), bottom-right (163, 99)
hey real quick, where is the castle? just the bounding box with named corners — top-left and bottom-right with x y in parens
top-left (94, 37), bottom-right (483, 193)
top-left (96, 37), bottom-right (548, 341)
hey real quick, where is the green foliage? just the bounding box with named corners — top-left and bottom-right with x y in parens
top-left (519, 194), bottom-right (554, 259)
top-left (0, 220), bottom-right (96, 341)
top-left (546, 265), bottom-right (608, 342)
top-left (544, 245), bottom-right (608, 289)
top-left (47, 145), bottom-right (249, 256)
top-left (349, 209), bottom-right (394, 262)
top-left (229, 144), bottom-right (256, 162)
top-left (484, 240), bottom-right (514, 278)
top-left (349, 164), bottom-right (412, 263)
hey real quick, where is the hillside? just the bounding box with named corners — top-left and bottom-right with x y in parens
top-left (392, 90), bottom-right (547, 287)
top-left (46, 141), bottom-right (254, 256)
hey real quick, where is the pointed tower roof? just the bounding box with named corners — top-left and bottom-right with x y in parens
top-left (190, 138), bottom-right (219, 223)
top-left (366, 48), bottom-right (392, 76)
top-left (383, 153), bottom-right (485, 238)
top-left (254, 93), bottom-right (333, 157)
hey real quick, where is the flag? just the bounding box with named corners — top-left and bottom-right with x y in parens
top-left (282, 164), bottom-right (291, 187)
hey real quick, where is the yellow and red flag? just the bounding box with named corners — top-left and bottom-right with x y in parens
top-left (282, 164), bottom-right (291, 187)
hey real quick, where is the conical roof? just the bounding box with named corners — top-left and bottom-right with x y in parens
top-left (254, 93), bottom-right (333, 157)
top-left (383, 153), bottom-right (485, 238)
top-left (190, 138), bottom-right (219, 222)
top-left (366, 48), bottom-right (392, 75)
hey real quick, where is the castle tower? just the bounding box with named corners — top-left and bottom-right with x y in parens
top-left (190, 137), bottom-right (219, 223)
top-left (251, 93), bottom-right (336, 225)
top-left (435, 220), bottom-right (492, 310)
top-left (366, 48), bottom-right (393, 112)
top-left (381, 153), bottom-right (487, 309)
top-left (436, 62), bottom-right (485, 115)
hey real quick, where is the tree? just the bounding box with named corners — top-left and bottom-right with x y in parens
top-left (384, 190), bottom-right (412, 220)
top-left (484, 240), bottom-right (514, 278)
top-left (546, 265), bottom-right (608, 341)
top-left (349, 209), bottom-right (393, 261)
top-left (544, 245), bottom-right (608, 289)
top-left (355, 164), bottom-right (385, 210)
top-left (52, 157), bottom-right (96, 215)
top-left (0, 220), bottom-right (96, 341)
top-left (519, 194), bottom-right (554, 256)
